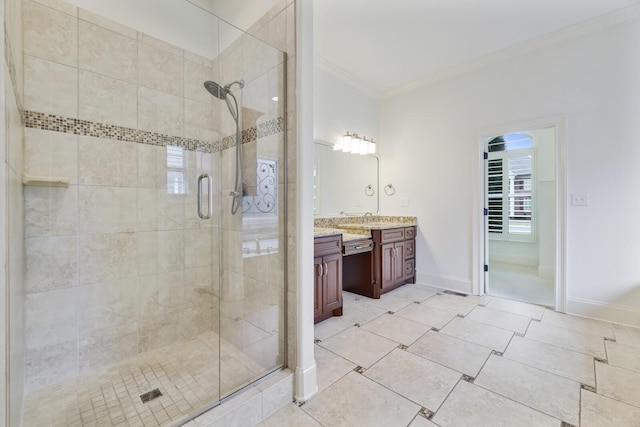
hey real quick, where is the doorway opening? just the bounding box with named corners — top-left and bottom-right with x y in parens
top-left (474, 117), bottom-right (566, 311)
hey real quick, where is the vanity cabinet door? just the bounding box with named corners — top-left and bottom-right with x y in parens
top-left (381, 242), bottom-right (405, 289)
top-left (323, 252), bottom-right (343, 312)
top-left (314, 256), bottom-right (323, 319)
top-left (381, 243), bottom-right (396, 289)
top-left (393, 242), bottom-right (406, 283)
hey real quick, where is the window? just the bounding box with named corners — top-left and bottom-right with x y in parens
top-left (243, 158), bottom-right (278, 218)
top-left (487, 133), bottom-right (534, 241)
top-left (167, 145), bottom-right (187, 195)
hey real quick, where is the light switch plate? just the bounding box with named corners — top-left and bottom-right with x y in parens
top-left (571, 193), bottom-right (589, 206)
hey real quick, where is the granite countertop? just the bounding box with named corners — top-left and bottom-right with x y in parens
top-left (337, 221), bottom-right (417, 231)
top-left (313, 227), bottom-right (370, 242)
top-left (342, 232), bottom-right (371, 242)
top-left (314, 216), bottom-right (417, 240)
top-left (313, 227), bottom-right (343, 237)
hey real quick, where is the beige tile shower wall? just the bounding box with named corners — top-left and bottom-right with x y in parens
top-left (4, 0), bottom-right (25, 424)
top-left (22, 2), bottom-right (221, 392)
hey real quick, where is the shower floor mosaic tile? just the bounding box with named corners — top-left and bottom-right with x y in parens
top-left (257, 286), bottom-right (640, 427)
top-left (22, 331), bottom-right (265, 427)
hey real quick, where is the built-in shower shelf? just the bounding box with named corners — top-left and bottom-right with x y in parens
top-left (22, 173), bottom-right (70, 187)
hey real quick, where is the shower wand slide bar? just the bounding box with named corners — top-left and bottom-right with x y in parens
top-left (197, 173), bottom-right (213, 220)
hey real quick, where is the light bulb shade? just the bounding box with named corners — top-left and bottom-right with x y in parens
top-left (368, 139), bottom-right (376, 154)
top-left (341, 132), bottom-right (352, 151)
top-left (359, 138), bottom-right (369, 155)
top-left (351, 136), bottom-right (361, 153)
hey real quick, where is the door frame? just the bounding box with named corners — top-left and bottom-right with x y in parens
top-left (472, 115), bottom-right (567, 312)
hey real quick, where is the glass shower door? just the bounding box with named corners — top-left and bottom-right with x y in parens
top-left (215, 22), bottom-right (287, 398)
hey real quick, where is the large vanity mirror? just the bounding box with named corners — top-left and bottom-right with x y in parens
top-left (314, 140), bottom-right (379, 216)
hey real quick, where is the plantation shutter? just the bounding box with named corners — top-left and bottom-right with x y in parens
top-left (486, 134), bottom-right (534, 240)
top-left (487, 158), bottom-right (503, 234)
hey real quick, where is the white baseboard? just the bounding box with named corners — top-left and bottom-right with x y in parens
top-left (294, 364), bottom-right (318, 404)
top-left (416, 272), bottom-right (472, 294)
top-left (566, 297), bottom-right (640, 328)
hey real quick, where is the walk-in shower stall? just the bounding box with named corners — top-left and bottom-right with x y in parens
top-left (9, 0), bottom-right (288, 424)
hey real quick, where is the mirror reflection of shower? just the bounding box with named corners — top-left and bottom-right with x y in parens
top-left (204, 79), bottom-right (245, 214)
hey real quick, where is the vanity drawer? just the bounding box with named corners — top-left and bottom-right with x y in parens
top-left (405, 240), bottom-right (415, 259)
top-left (405, 259), bottom-right (415, 278)
top-left (314, 235), bottom-right (342, 256)
top-left (379, 228), bottom-right (405, 243)
top-left (404, 227), bottom-right (416, 239)
top-left (343, 239), bottom-right (374, 256)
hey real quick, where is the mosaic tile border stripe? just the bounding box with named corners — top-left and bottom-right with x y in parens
top-left (4, 27), bottom-right (25, 122)
top-left (24, 111), bottom-right (285, 154)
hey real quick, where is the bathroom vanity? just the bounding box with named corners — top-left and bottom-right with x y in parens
top-left (313, 218), bottom-right (417, 322)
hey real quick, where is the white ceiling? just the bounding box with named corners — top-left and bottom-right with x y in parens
top-left (314, 0), bottom-right (639, 95)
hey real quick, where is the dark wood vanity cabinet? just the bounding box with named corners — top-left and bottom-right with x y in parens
top-left (372, 226), bottom-right (416, 297)
top-left (314, 235), bottom-right (343, 324)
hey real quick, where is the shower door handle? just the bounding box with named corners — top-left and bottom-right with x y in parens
top-left (197, 173), bottom-right (213, 220)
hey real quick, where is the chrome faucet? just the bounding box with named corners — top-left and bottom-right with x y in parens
top-left (363, 212), bottom-right (373, 223)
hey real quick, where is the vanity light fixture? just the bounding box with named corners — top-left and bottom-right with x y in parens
top-left (336, 131), bottom-right (376, 155)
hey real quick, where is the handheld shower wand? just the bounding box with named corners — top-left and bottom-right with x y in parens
top-left (204, 79), bottom-right (245, 215)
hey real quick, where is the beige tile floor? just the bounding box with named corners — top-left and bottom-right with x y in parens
top-left (260, 286), bottom-right (640, 427)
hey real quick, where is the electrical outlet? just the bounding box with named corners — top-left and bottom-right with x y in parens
top-left (571, 193), bottom-right (589, 206)
top-left (401, 198), bottom-right (410, 207)
top-left (355, 199), bottom-right (361, 207)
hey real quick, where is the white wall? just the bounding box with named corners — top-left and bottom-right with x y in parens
top-left (190, 0), bottom-right (282, 33)
top-left (313, 66), bottom-right (379, 146)
top-left (65, 0), bottom-right (221, 59)
top-left (531, 128), bottom-right (556, 278)
top-left (380, 16), bottom-right (640, 326)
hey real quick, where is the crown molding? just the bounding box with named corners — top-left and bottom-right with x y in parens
top-left (382, 4), bottom-right (640, 99)
top-left (314, 54), bottom-right (381, 99)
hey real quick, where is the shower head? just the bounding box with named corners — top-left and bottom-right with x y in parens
top-left (203, 78), bottom-right (246, 216)
top-left (204, 80), bottom-right (228, 100)
top-left (204, 79), bottom-right (245, 123)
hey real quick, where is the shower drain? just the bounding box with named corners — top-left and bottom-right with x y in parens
top-left (140, 388), bottom-right (163, 403)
